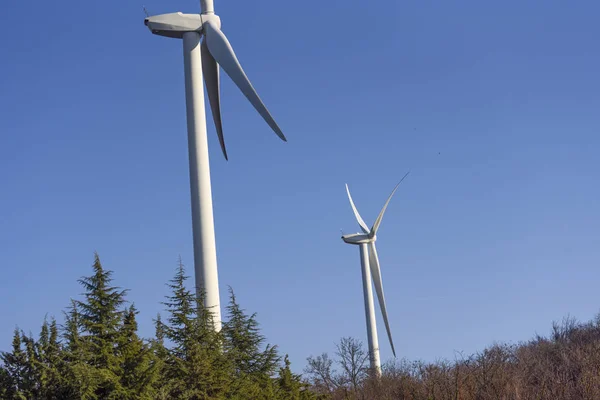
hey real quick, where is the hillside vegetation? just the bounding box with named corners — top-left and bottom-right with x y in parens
top-left (2, 254), bottom-right (599, 399)
top-left (305, 316), bottom-right (600, 399)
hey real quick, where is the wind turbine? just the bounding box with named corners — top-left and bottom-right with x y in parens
top-left (144, 1), bottom-right (286, 331)
top-left (341, 172), bottom-right (409, 374)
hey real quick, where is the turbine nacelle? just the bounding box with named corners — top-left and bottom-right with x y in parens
top-left (144, 13), bottom-right (201, 38)
top-left (144, 13), bottom-right (221, 39)
top-left (341, 233), bottom-right (375, 245)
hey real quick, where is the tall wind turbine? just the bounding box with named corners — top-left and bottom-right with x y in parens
top-left (144, 1), bottom-right (286, 331)
top-left (341, 172), bottom-right (409, 374)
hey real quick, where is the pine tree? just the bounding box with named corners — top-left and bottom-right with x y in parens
top-left (1, 328), bottom-right (28, 399)
top-left (36, 318), bottom-right (51, 397)
top-left (277, 355), bottom-right (298, 399)
top-left (222, 288), bottom-right (280, 398)
top-left (62, 297), bottom-right (100, 399)
top-left (160, 260), bottom-right (232, 399)
top-left (39, 318), bottom-right (50, 357)
top-left (38, 317), bottom-right (66, 399)
top-left (152, 313), bottom-right (168, 361)
top-left (76, 253), bottom-right (128, 398)
top-left (276, 355), bottom-right (316, 400)
top-left (63, 300), bottom-right (82, 358)
top-left (56, 254), bottom-right (130, 399)
top-left (21, 331), bottom-right (40, 398)
top-left (0, 365), bottom-right (11, 399)
top-left (115, 304), bottom-right (158, 399)
top-left (151, 313), bottom-right (170, 400)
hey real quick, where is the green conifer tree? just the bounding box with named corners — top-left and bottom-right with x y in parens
top-left (63, 300), bottom-right (82, 358)
top-left (0, 365), bottom-right (11, 399)
top-left (39, 317), bottom-right (66, 399)
top-left (150, 313), bottom-right (171, 400)
top-left (222, 288), bottom-right (280, 399)
top-left (151, 313), bottom-right (168, 361)
top-left (277, 355), bottom-right (299, 399)
top-left (36, 318), bottom-right (51, 397)
top-left (115, 304), bottom-right (158, 399)
top-left (21, 331), bottom-right (40, 398)
top-left (160, 260), bottom-right (232, 399)
top-left (276, 355), bottom-right (317, 400)
top-left (62, 294), bottom-right (100, 399)
top-left (76, 253), bottom-right (127, 398)
top-left (1, 328), bottom-right (28, 399)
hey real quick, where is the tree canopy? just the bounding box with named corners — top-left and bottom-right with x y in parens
top-left (0, 254), bottom-right (312, 400)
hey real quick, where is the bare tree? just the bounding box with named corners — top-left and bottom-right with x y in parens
top-left (304, 352), bottom-right (338, 395)
top-left (335, 337), bottom-right (368, 392)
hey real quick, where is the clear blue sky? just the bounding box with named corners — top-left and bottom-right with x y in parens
top-left (1, 0), bottom-right (599, 371)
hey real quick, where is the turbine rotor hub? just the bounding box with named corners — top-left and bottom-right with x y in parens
top-left (201, 13), bottom-right (222, 30)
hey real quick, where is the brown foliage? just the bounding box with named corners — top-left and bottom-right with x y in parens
top-left (305, 314), bottom-right (600, 400)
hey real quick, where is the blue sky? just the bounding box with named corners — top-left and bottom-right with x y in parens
top-left (1, 0), bottom-right (600, 372)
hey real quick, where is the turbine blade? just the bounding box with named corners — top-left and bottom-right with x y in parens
top-left (203, 21), bottom-right (286, 141)
top-left (201, 38), bottom-right (227, 160)
top-left (369, 242), bottom-right (396, 357)
top-left (370, 171), bottom-right (410, 236)
top-left (345, 184), bottom-right (369, 234)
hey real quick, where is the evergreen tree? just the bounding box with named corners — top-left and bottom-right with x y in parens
top-left (21, 331), bottom-right (40, 398)
top-left (160, 260), bottom-right (231, 399)
top-left (150, 313), bottom-right (170, 400)
top-left (38, 318), bottom-right (50, 358)
top-left (1, 328), bottom-right (28, 399)
top-left (63, 300), bottom-right (82, 358)
top-left (36, 318), bottom-right (53, 398)
top-left (276, 355), bottom-right (317, 400)
top-left (222, 288), bottom-right (280, 398)
top-left (56, 254), bottom-right (131, 399)
top-left (75, 253), bottom-right (128, 398)
top-left (151, 313), bottom-right (168, 361)
top-left (115, 304), bottom-right (158, 399)
top-left (37, 317), bottom-right (66, 399)
top-left (277, 355), bottom-right (300, 399)
top-left (62, 295), bottom-right (100, 399)
top-left (0, 364), bottom-right (11, 399)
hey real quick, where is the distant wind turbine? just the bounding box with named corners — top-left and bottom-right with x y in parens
top-left (341, 172), bottom-right (409, 374)
top-left (144, 0), bottom-right (287, 331)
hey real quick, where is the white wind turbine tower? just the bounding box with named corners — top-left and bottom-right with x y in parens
top-left (144, 1), bottom-right (287, 331)
top-left (341, 172), bottom-right (409, 375)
